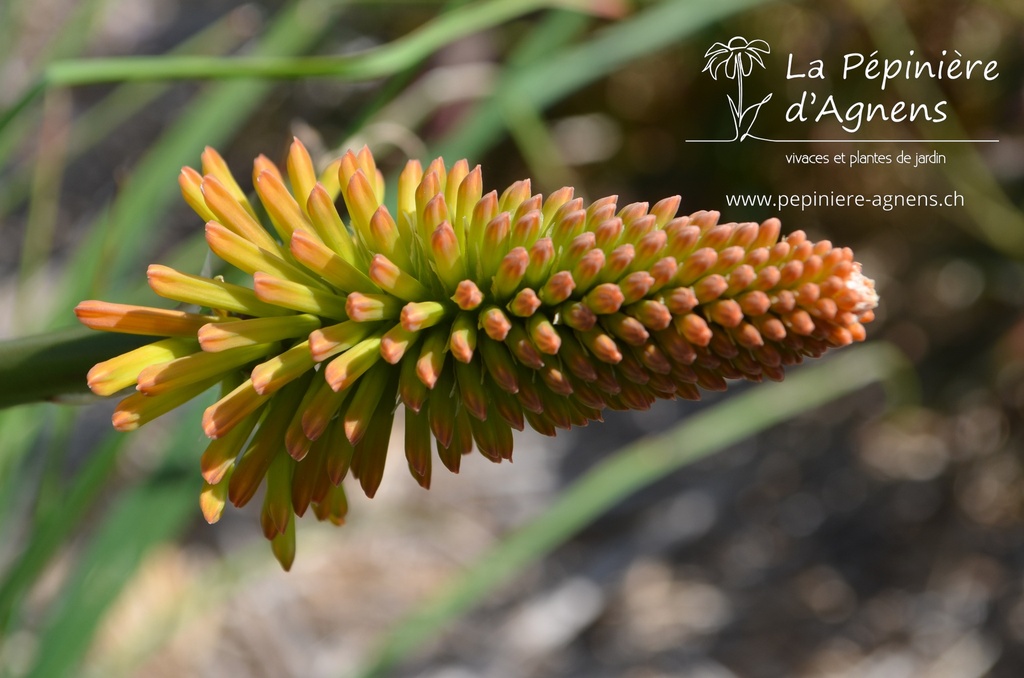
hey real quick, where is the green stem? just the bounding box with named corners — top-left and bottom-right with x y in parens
top-left (353, 343), bottom-right (911, 678)
top-left (0, 328), bottom-right (152, 409)
top-left (0, 0), bottom-right (566, 140)
top-left (0, 79), bottom-right (43, 139)
top-left (45, 0), bottom-right (552, 85)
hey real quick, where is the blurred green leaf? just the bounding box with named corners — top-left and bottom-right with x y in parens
top-left (40, 0), bottom-right (575, 86)
top-left (0, 430), bottom-right (126, 633)
top-left (21, 474), bottom-right (198, 678)
top-left (498, 10), bottom-right (593, 188)
top-left (0, 328), bottom-right (152, 409)
top-left (0, 0), bottom-right (108, 167)
top-left (0, 407), bottom-right (46, 492)
top-left (849, 0), bottom-right (1024, 257)
top-left (40, 0), bottom-right (592, 327)
top-left (79, 0), bottom-right (350, 311)
top-left (0, 385), bottom-right (216, 676)
top-left (0, 405), bottom-right (49, 561)
top-left (438, 0), bottom-right (773, 160)
top-left (0, 7), bottom-right (258, 220)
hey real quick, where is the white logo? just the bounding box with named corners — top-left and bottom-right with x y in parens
top-left (701, 36), bottom-right (772, 142)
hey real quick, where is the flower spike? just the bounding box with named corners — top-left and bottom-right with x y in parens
top-left (77, 140), bottom-right (878, 569)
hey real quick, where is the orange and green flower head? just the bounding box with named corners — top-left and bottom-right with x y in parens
top-left (75, 140), bottom-right (878, 569)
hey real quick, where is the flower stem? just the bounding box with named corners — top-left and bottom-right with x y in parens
top-left (0, 0), bottom-right (572, 139)
top-left (0, 327), bottom-right (152, 408)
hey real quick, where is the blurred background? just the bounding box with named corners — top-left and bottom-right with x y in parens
top-left (0, 0), bottom-right (1023, 676)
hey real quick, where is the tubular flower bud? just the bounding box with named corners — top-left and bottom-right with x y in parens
top-left (76, 142), bottom-right (878, 569)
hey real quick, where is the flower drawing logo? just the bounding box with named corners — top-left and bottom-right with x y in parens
top-left (703, 36), bottom-right (772, 141)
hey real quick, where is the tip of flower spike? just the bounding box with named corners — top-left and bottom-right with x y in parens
top-left (845, 263), bottom-right (879, 313)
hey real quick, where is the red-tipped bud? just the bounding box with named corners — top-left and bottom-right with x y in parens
top-left (509, 288), bottom-right (542, 318)
top-left (480, 306), bottom-right (512, 341)
top-left (452, 280), bottom-right (485, 310)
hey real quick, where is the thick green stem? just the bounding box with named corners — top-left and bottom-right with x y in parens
top-left (0, 328), bottom-right (152, 408)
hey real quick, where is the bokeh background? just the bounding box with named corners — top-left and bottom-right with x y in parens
top-left (1, 0), bottom-right (1023, 676)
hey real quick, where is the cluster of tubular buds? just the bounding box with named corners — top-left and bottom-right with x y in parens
top-left (75, 140), bottom-right (878, 569)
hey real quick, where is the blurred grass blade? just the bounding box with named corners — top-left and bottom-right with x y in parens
top-left (496, 8), bottom-right (594, 188)
top-left (17, 89), bottom-right (71, 316)
top-left (0, 431), bottom-right (126, 631)
top-left (0, 7), bottom-right (259, 220)
top-left (847, 0), bottom-right (1024, 258)
top-left (507, 8), bottom-right (591, 68)
top-left (70, 0), bottom-right (348, 311)
top-left (0, 0), bottom-right (590, 144)
top-left (21, 475), bottom-right (197, 678)
top-left (438, 0), bottom-right (773, 160)
top-left (48, 0), bottom-right (585, 325)
top-left (3, 389), bottom-right (215, 675)
top-left (0, 80), bottom-right (44, 157)
top-left (0, 0), bottom-right (109, 165)
top-left (0, 405), bottom-right (48, 538)
top-left (354, 343), bottom-right (912, 678)
top-left (42, 0), bottom-right (575, 85)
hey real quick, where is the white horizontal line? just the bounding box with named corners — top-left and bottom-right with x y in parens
top-left (684, 139), bottom-right (999, 143)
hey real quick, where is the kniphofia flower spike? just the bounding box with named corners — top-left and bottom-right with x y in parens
top-left (76, 141), bottom-right (878, 569)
